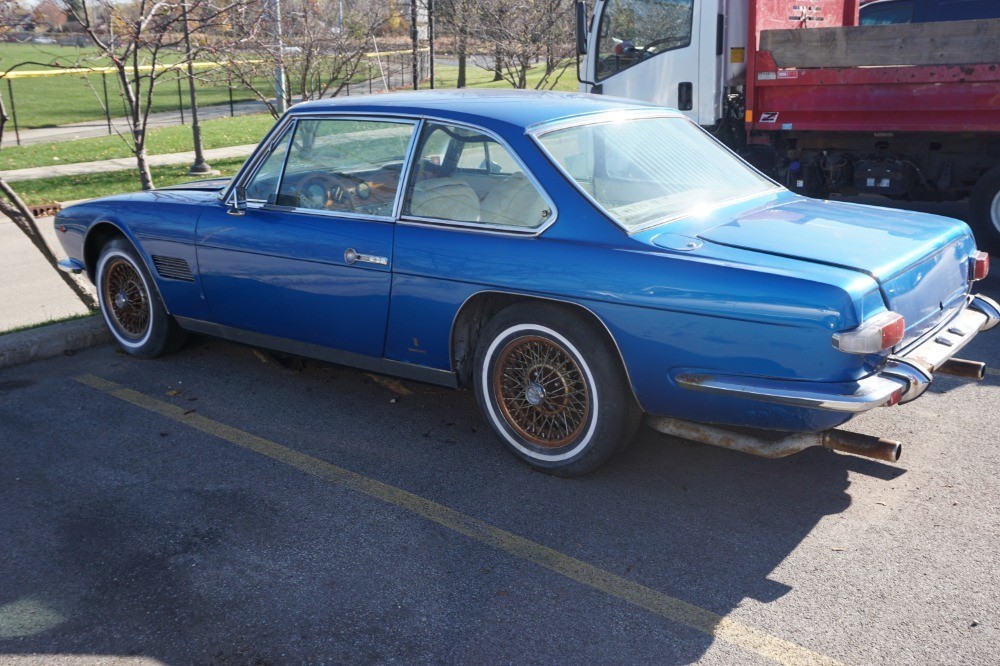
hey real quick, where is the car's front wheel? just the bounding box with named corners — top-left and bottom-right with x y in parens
top-left (96, 237), bottom-right (185, 358)
top-left (473, 303), bottom-right (640, 477)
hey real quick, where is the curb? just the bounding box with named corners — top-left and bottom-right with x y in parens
top-left (0, 315), bottom-right (110, 370)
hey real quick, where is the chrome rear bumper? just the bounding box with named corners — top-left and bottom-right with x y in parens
top-left (675, 294), bottom-right (1000, 413)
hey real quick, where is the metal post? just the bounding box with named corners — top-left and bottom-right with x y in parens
top-left (102, 73), bottom-right (112, 135)
top-left (7, 79), bottom-right (20, 146)
top-left (182, 3), bottom-right (212, 174)
top-left (270, 0), bottom-right (287, 114)
top-left (177, 74), bottom-right (185, 125)
top-left (429, 0), bottom-right (435, 89)
top-left (228, 76), bottom-right (235, 117)
top-left (411, 0), bottom-right (419, 90)
top-left (369, 62), bottom-right (373, 94)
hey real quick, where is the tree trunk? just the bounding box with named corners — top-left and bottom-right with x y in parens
top-left (134, 131), bottom-right (154, 191)
top-left (457, 28), bottom-right (467, 88)
top-left (493, 45), bottom-right (503, 81)
top-left (0, 179), bottom-right (98, 311)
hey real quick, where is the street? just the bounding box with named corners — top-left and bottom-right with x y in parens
top-left (1, 270), bottom-right (998, 665)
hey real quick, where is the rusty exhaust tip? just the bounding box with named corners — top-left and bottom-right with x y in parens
top-left (823, 430), bottom-right (902, 463)
top-left (937, 358), bottom-right (987, 380)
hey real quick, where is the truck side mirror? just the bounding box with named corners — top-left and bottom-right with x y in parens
top-left (576, 1), bottom-right (588, 56)
top-left (228, 185), bottom-right (247, 216)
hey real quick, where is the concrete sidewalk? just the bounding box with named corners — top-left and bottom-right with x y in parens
top-left (0, 213), bottom-right (93, 334)
top-left (0, 143), bottom-right (257, 182)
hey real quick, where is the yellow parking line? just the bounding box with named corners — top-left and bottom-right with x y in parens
top-left (76, 373), bottom-right (842, 666)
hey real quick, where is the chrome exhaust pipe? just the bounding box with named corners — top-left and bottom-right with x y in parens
top-left (647, 416), bottom-right (902, 463)
top-left (937, 358), bottom-right (986, 380)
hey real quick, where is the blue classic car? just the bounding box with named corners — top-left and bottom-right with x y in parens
top-left (55, 91), bottom-right (999, 475)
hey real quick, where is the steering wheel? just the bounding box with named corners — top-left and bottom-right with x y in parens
top-left (294, 173), bottom-right (357, 211)
top-left (637, 36), bottom-right (686, 55)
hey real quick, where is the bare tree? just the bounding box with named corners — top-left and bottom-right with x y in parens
top-left (63, 0), bottom-right (240, 189)
top-left (435, 0), bottom-right (478, 88)
top-left (475, 0), bottom-right (574, 90)
top-left (210, 0), bottom-right (386, 119)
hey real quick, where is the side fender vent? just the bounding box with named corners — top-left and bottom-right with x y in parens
top-left (152, 255), bottom-right (195, 282)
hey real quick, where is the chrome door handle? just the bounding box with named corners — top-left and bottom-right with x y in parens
top-left (344, 248), bottom-right (388, 266)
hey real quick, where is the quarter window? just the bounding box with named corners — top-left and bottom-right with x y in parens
top-left (402, 123), bottom-right (551, 230)
top-left (596, 0), bottom-right (695, 81)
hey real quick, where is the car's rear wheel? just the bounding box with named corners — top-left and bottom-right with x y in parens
top-left (970, 165), bottom-right (1000, 252)
top-left (473, 303), bottom-right (640, 477)
top-left (96, 238), bottom-right (185, 358)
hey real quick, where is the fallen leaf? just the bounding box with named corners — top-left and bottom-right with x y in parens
top-left (166, 389), bottom-right (180, 396)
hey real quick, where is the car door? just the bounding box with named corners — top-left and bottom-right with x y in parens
top-left (196, 116), bottom-right (418, 358)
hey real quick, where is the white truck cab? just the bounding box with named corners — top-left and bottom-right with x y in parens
top-left (579, 0), bottom-right (748, 128)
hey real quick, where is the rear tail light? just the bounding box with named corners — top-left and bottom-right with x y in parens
top-left (971, 251), bottom-right (990, 281)
top-left (832, 311), bottom-right (905, 355)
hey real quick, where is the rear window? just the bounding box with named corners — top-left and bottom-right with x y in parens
top-left (535, 116), bottom-right (777, 232)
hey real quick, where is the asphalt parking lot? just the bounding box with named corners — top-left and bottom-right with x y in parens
top-left (2, 266), bottom-right (999, 665)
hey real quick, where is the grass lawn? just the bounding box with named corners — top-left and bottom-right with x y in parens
top-left (0, 113), bottom-right (275, 171)
top-left (12, 157), bottom-right (247, 206)
top-left (0, 43), bottom-right (267, 129)
top-left (430, 62), bottom-right (579, 92)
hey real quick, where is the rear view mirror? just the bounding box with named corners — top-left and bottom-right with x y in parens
top-left (576, 2), bottom-right (588, 55)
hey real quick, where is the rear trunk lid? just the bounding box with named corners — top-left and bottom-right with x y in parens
top-left (696, 198), bottom-right (975, 346)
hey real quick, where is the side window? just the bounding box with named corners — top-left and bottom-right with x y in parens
top-left (244, 129), bottom-right (292, 202)
top-left (860, 2), bottom-right (916, 24)
top-left (402, 123), bottom-right (552, 230)
top-left (248, 117), bottom-right (415, 216)
top-left (596, 0), bottom-right (695, 81)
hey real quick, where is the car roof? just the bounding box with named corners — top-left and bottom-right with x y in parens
top-left (286, 89), bottom-right (663, 132)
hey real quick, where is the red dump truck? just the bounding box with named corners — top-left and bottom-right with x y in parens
top-left (575, 0), bottom-right (1000, 246)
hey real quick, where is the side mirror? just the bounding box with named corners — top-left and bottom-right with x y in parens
top-left (228, 185), bottom-right (247, 216)
top-left (576, 1), bottom-right (588, 55)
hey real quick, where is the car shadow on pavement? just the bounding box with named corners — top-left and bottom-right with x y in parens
top-left (0, 341), bottom-right (911, 663)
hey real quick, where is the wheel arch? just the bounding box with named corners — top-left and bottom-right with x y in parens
top-left (449, 290), bottom-right (641, 405)
top-left (84, 220), bottom-right (171, 314)
top-left (83, 220), bottom-right (131, 281)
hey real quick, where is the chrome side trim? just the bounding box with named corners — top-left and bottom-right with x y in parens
top-left (173, 317), bottom-right (459, 388)
top-left (674, 371), bottom-right (906, 413)
top-left (57, 258), bottom-right (85, 274)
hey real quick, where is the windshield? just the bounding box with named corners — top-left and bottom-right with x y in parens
top-left (534, 116), bottom-right (778, 231)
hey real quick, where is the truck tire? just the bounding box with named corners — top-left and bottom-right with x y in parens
top-left (970, 166), bottom-right (1000, 252)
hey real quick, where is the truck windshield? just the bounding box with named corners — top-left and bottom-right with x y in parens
top-left (535, 116), bottom-right (778, 232)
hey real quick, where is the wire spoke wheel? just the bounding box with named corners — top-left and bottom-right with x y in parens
top-left (492, 335), bottom-right (591, 448)
top-left (103, 258), bottom-right (150, 340)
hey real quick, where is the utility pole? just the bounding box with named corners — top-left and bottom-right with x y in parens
top-left (182, 3), bottom-right (214, 175)
top-left (270, 0), bottom-right (288, 113)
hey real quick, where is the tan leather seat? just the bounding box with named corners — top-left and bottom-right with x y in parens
top-left (480, 175), bottom-right (549, 228)
top-left (409, 177), bottom-right (480, 222)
